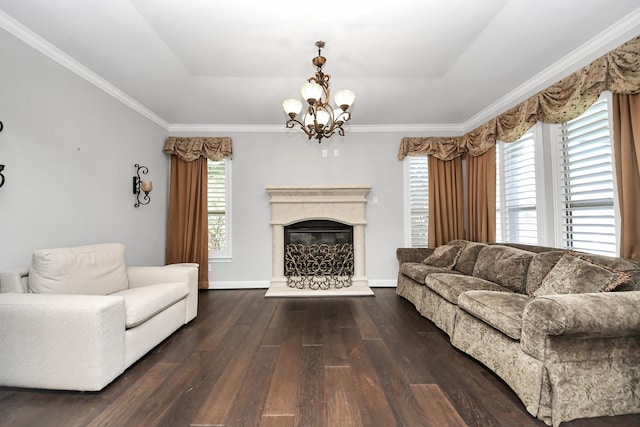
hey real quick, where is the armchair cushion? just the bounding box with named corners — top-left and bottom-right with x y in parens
top-left (111, 282), bottom-right (189, 328)
top-left (28, 243), bottom-right (129, 295)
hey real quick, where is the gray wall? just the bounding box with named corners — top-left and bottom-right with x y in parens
top-left (0, 29), bottom-right (169, 270)
top-left (0, 27), bottom-right (428, 286)
top-left (172, 130), bottom-right (415, 288)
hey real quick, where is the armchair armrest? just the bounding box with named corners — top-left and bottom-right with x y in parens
top-left (396, 248), bottom-right (434, 266)
top-left (0, 293), bottom-right (125, 391)
top-left (521, 291), bottom-right (640, 360)
top-left (0, 267), bottom-right (29, 293)
top-left (126, 264), bottom-right (199, 323)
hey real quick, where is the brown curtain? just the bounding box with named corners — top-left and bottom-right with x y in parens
top-left (166, 156), bottom-right (209, 288)
top-left (612, 94), bottom-right (640, 260)
top-left (428, 156), bottom-right (464, 247)
top-left (164, 136), bottom-right (233, 289)
top-left (466, 146), bottom-right (496, 243)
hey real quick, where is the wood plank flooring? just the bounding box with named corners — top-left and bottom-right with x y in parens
top-left (1, 288), bottom-right (639, 427)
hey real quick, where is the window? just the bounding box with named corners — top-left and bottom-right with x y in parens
top-left (556, 97), bottom-right (616, 256)
top-left (405, 156), bottom-right (429, 247)
top-left (496, 128), bottom-right (539, 244)
top-left (208, 159), bottom-right (231, 258)
top-left (494, 93), bottom-right (619, 256)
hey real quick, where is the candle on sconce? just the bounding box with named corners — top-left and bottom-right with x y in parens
top-left (141, 180), bottom-right (153, 193)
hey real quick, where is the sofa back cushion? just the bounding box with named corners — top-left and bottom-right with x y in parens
top-left (525, 251), bottom-right (565, 294)
top-left (453, 242), bottom-right (488, 276)
top-left (530, 252), bottom-right (632, 296)
top-left (29, 243), bottom-right (129, 295)
top-left (472, 245), bottom-right (534, 293)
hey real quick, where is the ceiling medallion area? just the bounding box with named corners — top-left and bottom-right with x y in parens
top-left (282, 41), bottom-right (356, 143)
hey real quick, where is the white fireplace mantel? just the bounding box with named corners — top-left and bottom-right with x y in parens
top-left (265, 185), bottom-right (374, 297)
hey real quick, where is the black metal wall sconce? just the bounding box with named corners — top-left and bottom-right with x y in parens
top-left (0, 120), bottom-right (5, 189)
top-left (133, 163), bottom-right (152, 207)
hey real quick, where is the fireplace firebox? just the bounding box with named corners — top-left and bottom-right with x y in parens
top-left (284, 220), bottom-right (354, 290)
top-left (285, 220), bottom-right (353, 246)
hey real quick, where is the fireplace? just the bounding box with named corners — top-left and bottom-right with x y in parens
top-left (266, 185), bottom-right (373, 297)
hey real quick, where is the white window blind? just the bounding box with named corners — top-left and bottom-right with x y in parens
top-left (408, 156), bottom-right (429, 247)
top-left (558, 98), bottom-right (616, 256)
top-left (496, 129), bottom-right (538, 244)
top-left (207, 159), bottom-right (229, 255)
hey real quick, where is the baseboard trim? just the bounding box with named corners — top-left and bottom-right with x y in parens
top-left (368, 279), bottom-right (397, 288)
top-left (208, 279), bottom-right (397, 289)
top-left (207, 281), bottom-right (270, 289)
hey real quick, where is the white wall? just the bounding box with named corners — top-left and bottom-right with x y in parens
top-left (0, 29), bottom-right (169, 270)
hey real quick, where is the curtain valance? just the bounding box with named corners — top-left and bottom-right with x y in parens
top-left (164, 137), bottom-right (233, 162)
top-left (398, 35), bottom-right (640, 160)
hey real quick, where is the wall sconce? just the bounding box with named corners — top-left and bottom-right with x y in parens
top-left (133, 163), bottom-right (152, 207)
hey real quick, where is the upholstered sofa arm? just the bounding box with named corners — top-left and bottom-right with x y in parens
top-left (0, 293), bottom-right (126, 391)
top-left (126, 264), bottom-right (199, 323)
top-left (396, 248), bottom-right (434, 266)
top-left (521, 291), bottom-right (640, 360)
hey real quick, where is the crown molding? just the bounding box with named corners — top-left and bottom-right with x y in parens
top-left (461, 8), bottom-right (640, 133)
top-left (167, 123), bottom-right (464, 134)
top-left (0, 10), bottom-right (170, 130)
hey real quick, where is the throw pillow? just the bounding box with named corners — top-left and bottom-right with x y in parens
top-left (422, 244), bottom-right (464, 270)
top-left (530, 252), bottom-right (630, 297)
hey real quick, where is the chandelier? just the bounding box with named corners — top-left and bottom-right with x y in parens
top-left (282, 41), bottom-right (355, 143)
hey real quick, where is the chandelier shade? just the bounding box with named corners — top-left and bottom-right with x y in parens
top-left (283, 41), bottom-right (355, 143)
top-left (282, 98), bottom-right (303, 117)
top-left (334, 89), bottom-right (356, 109)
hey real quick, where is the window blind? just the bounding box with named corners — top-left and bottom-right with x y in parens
top-left (558, 98), bottom-right (616, 256)
top-left (207, 159), bottom-right (227, 251)
top-left (408, 156), bottom-right (428, 247)
top-left (496, 129), bottom-right (538, 244)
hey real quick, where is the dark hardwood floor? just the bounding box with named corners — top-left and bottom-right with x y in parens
top-left (1, 288), bottom-right (638, 427)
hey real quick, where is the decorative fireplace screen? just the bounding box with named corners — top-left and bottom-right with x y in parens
top-left (284, 220), bottom-right (354, 290)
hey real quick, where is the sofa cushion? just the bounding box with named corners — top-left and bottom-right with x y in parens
top-left (472, 245), bottom-right (534, 294)
top-left (425, 273), bottom-right (510, 305)
top-left (400, 263), bottom-right (460, 284)
top-left (530, 253), bottom-right (631, 297)
top-left (458, 290), bottom-right (529, 340)
top-left (454, 242), bottom-right (488, 276)
top-left (111, 281), bottom-right (189, 328)
top-left (29, 243), bottom-right (129, 295)
top-left (422, 244), bottom-right (464, 269)
top-left (525, 251), bottom-right (565, 295)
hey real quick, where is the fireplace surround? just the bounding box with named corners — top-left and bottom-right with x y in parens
top-left (265, 185), bottom-right (374, 297)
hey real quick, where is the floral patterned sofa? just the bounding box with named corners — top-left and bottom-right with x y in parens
top-left (396, 240), bottom-right (640, 426)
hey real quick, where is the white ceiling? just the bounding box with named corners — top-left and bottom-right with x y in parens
top-left (1, 0), bottom-right (639, 132)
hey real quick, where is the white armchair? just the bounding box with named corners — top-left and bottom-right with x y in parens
top-left (0, 243), bottom-right (198, 391)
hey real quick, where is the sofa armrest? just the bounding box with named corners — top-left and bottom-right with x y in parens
top-left (521, 291), bottom-right (640, 360)
top-left (126, 264), bottom-right (199, 323)
top-left (0, 293), bottom-right (125, 391)
top-left (396, 248), bottom-right (434, 266)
